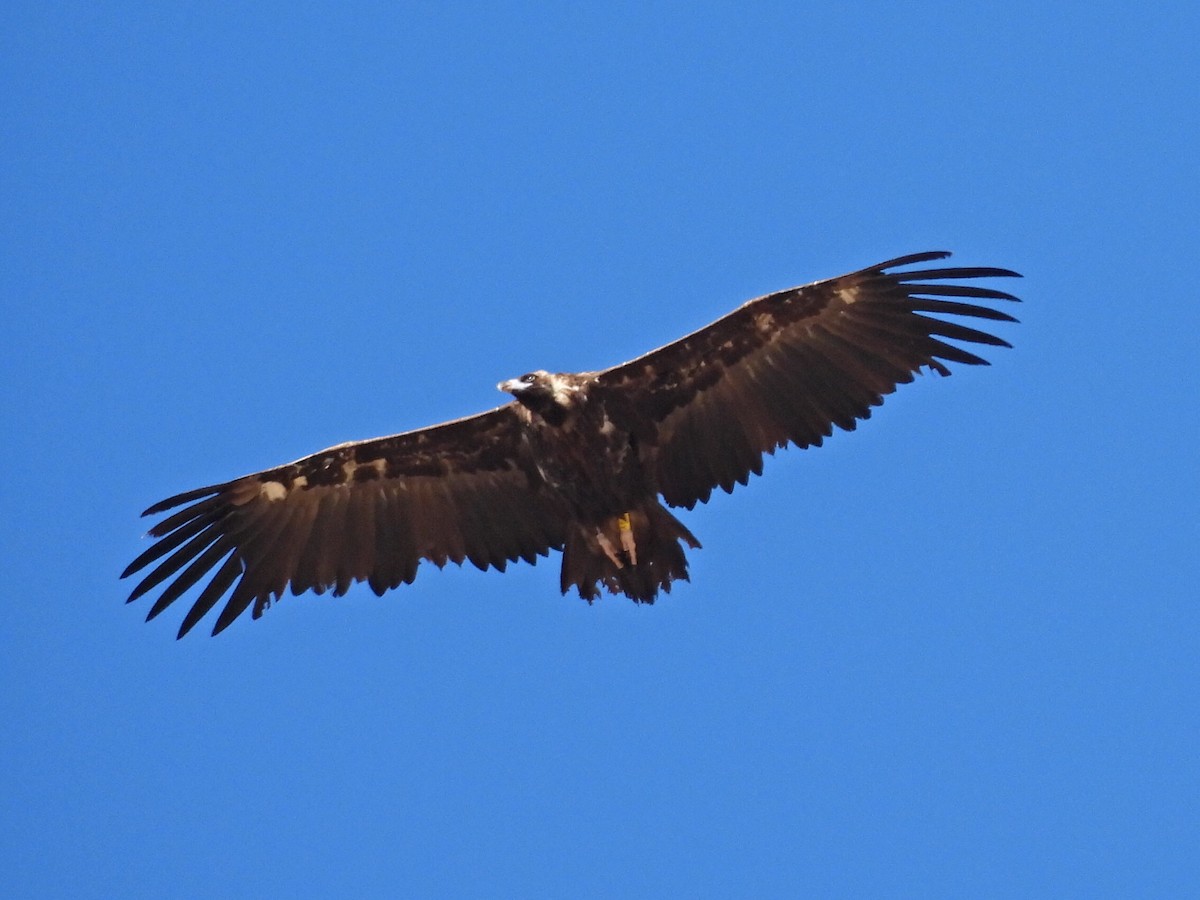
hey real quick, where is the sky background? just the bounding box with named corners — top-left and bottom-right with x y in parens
top-left (3, 2), bottom-right (1197, 897)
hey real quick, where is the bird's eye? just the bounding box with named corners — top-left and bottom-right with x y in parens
top-left (520, 373), bottom-right (537, 384)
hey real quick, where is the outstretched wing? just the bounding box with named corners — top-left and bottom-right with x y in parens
top-left (122, 406), bottom-right (566, 637)
top-left (598, 251), bottom-right (1020, 509)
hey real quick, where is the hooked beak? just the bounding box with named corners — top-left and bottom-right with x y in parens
top-left (498, 378), bottom-right (526, 394)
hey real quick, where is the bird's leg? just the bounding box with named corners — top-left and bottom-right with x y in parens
top-left (595, 528), bottom-right (625, 569)
top-left (617, 512), bottom-right (637, 565)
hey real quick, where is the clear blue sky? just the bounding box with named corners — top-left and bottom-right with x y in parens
top-left (4, 3), bottom-right (1197, 897)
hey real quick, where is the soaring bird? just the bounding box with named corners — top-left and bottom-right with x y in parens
top-left (123, 251), bottom-right (1019, 637)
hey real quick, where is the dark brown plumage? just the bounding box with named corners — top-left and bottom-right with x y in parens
top-left (123, 251), bottom-right (1020, 637)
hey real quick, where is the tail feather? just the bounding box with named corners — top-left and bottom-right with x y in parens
top-left (560, 501), bottom-right (701, 603)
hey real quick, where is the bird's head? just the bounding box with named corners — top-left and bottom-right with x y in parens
top-left (498, 370), bottom-right (584, 423)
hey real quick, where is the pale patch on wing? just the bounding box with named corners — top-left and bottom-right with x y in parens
top-left (259, 481), bottom-right (288, 501)
top-left (299, 457), bottom-right (387, 485)
top-left (754, 311), bottom-right (776, 335)
top-left (836, 286), bottom-right (861, 305)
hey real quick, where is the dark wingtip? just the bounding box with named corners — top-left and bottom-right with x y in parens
top-left (210, 614), bottom-right (238, 637)
top-left (899, 266), bottom-right (1023, 286)
top-left (141, 483), bottom-right (224, 517)
top-left (176, 603), bottom-right (209, 639)
top-left (873, 252), bottom-right (1023, 286)
top-left (988, 289), bottom-right (1022, 301)
top-left (126, 579), bottom-right (152, 604)
top-left (873, 250), bottom-right (953, 270)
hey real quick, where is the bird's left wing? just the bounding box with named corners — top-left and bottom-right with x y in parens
top-left (122, 405), bottom-right (566, 637)
top-left (597, 252), bottom-right (1020, 509)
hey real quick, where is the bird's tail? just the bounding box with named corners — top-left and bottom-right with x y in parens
top-left (560, 501), bottom-right (702, 603)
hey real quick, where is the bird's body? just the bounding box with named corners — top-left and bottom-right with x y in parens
top-left (504, 371), bottom-right (645, 512)
top-left (499, 370), bottom-right (700, 603)
top-left (124, 251), bottom-right (1020, 637)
